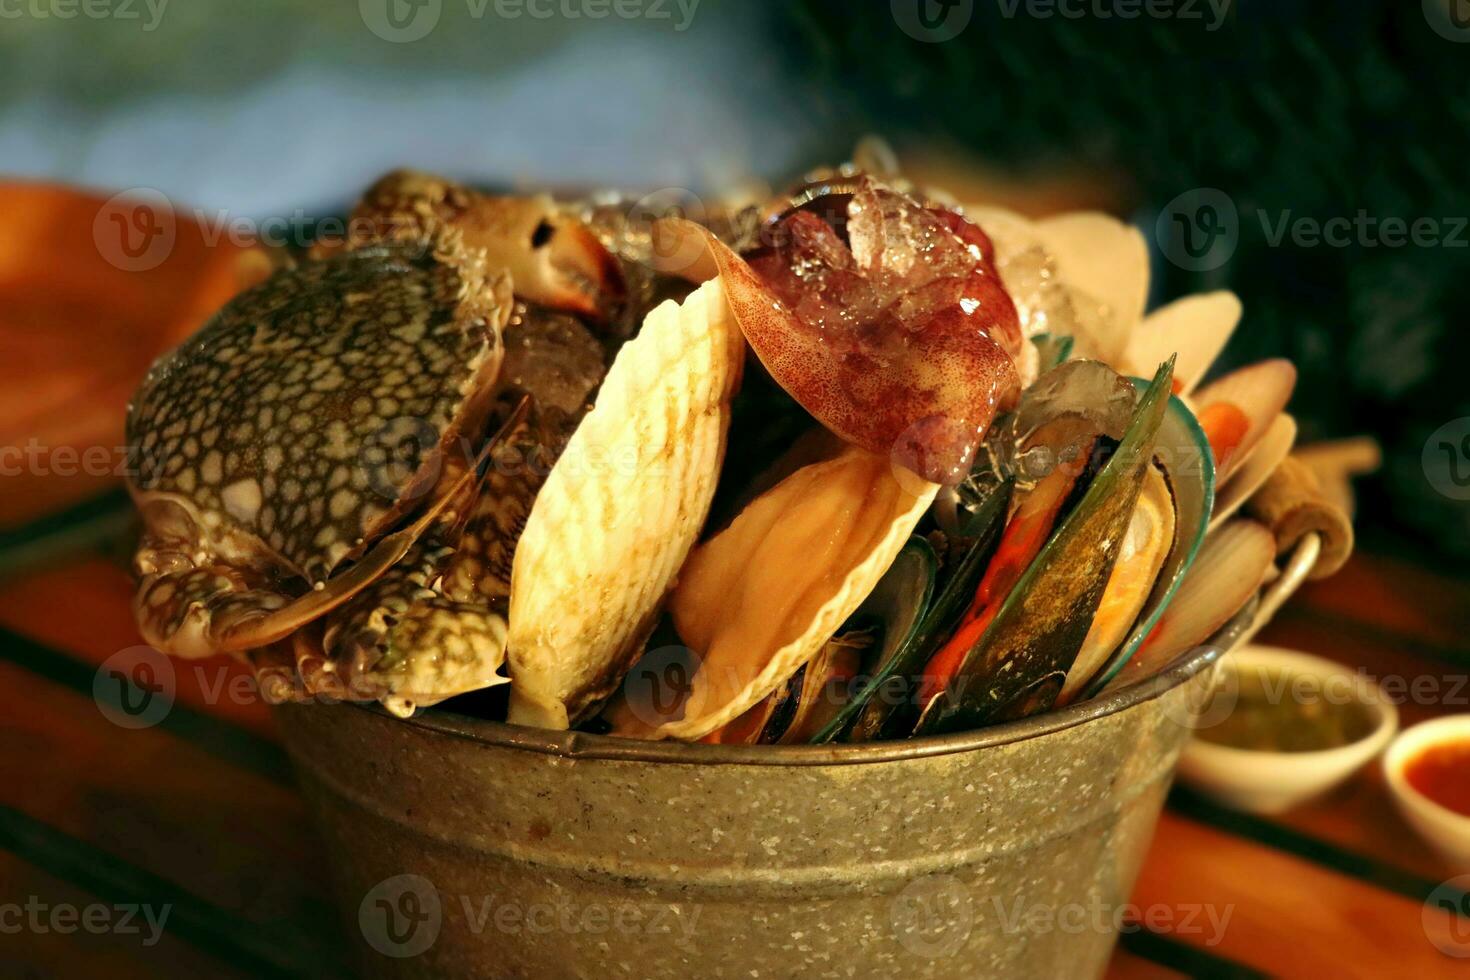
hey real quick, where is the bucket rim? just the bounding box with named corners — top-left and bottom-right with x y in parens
top-left (332, 617), bottom-right (1243, 767)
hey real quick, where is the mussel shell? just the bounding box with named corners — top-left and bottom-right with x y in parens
top-left (807, 536), bottom-right (938, 744)
top-left (1078, 379), bottom-right (1216, 698)
top-left (952, 359), bottom-right (1133, 533)
top-left (1060, 462), bottom-right (1176, 705)
top-left (773, 631), bottom-right (873, 745)
top-left (1110, 518), bottom-right (1276, 688)
top-left (915, 359), bottom-right (1175, 735)
top-left (755, 665), bottom-right (805, 744)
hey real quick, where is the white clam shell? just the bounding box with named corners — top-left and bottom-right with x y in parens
top-left (505, 278), bottom-right (744, 729)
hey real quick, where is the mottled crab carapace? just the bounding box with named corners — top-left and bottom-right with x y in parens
top-left (126, 174), bottom-right (623, 715)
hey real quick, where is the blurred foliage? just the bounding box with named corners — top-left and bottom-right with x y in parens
top-left (0, 2), bottom-right (610, 107)
top-left (784, 0), bottom-right (1470, 564)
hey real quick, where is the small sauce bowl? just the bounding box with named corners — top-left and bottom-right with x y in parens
top-left (1177, 645), bottom-right (1398, 814)
top-left (1385, 715), bottom-right (1470, 871)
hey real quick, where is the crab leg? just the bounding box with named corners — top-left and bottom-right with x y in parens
top-left (320, 537), bottom-right (511, 717)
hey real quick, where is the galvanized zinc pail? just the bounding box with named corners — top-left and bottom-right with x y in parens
top-left (274, 638), bottom-right (1229, 979)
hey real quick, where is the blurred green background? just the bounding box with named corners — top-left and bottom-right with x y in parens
top-left (2, 0), bottom-right (1467, 563)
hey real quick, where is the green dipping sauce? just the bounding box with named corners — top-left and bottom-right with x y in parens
top-left (1195, 665), bottom-right (1379, 753)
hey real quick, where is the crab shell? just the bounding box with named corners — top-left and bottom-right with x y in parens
top-left (127, 239), bottom-right (510, 649)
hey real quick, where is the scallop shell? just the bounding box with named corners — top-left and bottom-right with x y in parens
top-left (1033, 212), bottom-right (1150, 367)
top-left (505, 277), bottom-right (744, 729)
top-left (1120, 291), bottom-right (1242, 396)
top-left (964, 205), bottom-right (1147, 378)
top-left (646, 446), bottom-right (937, 741)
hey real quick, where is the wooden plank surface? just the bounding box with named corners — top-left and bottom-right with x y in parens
top-left (0, 546), bottom-right (1466, 977)
top-left (1132, 813), bottom-right (1466, 980)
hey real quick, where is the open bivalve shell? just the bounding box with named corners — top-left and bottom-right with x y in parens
top-left (505, 278), bottom-right (744, 729)
top-left (618, 445), bottom-right (937, 741)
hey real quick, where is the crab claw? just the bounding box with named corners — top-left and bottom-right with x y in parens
top-left (350, 170), bottom-right (625, 323)
top-left (457, 195), bottom-right (625, 323)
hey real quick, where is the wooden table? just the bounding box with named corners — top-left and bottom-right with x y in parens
top-left (2, 509), bottom-right (1468, 978)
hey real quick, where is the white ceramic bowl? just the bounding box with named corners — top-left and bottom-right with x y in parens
top-left (1384, 715), bottom-right (1470, 871)
top-left (1177, 645), bottom-right (1399, 815)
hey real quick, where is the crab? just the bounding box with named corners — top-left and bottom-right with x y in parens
top-left (126, 175), bottom-right (623, 716)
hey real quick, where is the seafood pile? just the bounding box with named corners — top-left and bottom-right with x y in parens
top-left (125, 159), bottom-right (1315, 743)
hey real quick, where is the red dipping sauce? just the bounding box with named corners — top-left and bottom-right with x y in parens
top-left (1404, 740), bottom-right (1470, 817)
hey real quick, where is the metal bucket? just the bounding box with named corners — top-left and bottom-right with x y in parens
top-left (273, 640), bottom-right (1230, 979)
